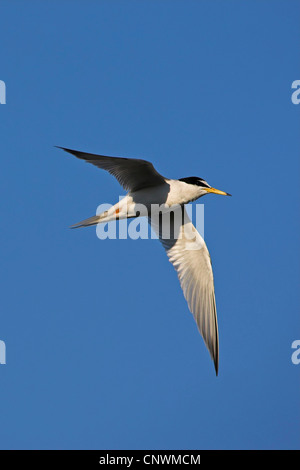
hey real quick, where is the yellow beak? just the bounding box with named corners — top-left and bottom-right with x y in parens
top-left (205, 187), bottom-right (232, 196)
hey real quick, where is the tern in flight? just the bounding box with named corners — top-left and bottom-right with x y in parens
top-left (58, 147), bottom-right (231, 375)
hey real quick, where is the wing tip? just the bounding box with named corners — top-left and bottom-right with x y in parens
top-left (55, 145), bottom-right (76, 155)
top-left (214, 358), bottom-right (219, 376)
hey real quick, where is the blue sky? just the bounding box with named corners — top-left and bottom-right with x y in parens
top-left (0, 0), bottom-right (299, 450)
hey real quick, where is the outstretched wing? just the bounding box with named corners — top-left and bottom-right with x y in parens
top-left (57, 147), bottom-right (165, 192)
top-left (150, 205), bottom-right (219, 374)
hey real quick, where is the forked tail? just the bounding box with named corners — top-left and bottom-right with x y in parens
top-left (70, 196), bottom-right (135, 229)
top-left (70, 211), bottom-right (109, 229)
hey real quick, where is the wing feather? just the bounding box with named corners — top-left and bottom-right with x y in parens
top-left (57, 147), bottom-right (165, 192)
top-left (150, 206), bottom-right (219, 374)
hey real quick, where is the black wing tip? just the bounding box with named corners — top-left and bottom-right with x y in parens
top-left (55, 145), bottom-right (78, 155)
top-left (214, 345), bottom-right (219, 376)
top-left (55, 146), bottom-right (116, 162)
top-left (55, 146), bottom-right (91, 162)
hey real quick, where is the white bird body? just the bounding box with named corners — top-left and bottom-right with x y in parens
top-left (92, 180), bottom-right (208, 223)
top-left (133, 179), bottom-right (207, 207)
top-left (58, 147), bottom-right (231, 375)
top-left (77, 180), bottom-right (205, 226)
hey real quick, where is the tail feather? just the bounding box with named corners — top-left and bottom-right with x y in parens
top-left (70, 214), bottom-right (102, 229)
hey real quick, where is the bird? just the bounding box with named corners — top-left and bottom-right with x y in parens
top-left (57, 146), bottom-right (231, 375)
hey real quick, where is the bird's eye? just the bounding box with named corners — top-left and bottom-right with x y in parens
top-left (198, 180), bottom-right (210, 188)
